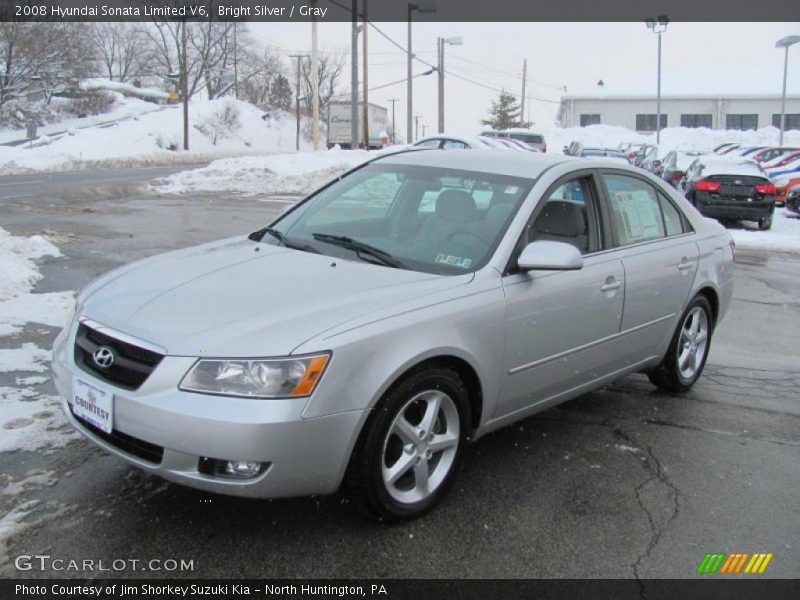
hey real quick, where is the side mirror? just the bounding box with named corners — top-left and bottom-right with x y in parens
top-left (517, 241), bottom-right (584, 272)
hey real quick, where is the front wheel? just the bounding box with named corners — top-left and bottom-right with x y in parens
top-left (347, 367), bottom-right (471, 522)
top-left (648, 296), bottom-right (713, 393)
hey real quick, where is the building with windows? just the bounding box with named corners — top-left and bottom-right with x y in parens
top-left (557, 93), bottom-right (800, 131)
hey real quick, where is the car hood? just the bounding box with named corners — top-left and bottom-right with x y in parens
top-left (81, 237), bottom-right (473, 356)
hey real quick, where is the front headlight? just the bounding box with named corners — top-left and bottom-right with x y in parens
top-left (179, 353), bottom-right (330, 398)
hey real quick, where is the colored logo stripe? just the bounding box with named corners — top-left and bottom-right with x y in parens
top-left (697, 553), bottom-right (773, 574)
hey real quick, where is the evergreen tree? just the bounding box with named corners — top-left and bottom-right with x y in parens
top-left (482, 90), bottom-right (522, 130)
top-left (269, 74), bottom-right (293, 113)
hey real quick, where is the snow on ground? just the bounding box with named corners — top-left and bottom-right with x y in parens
top-left (0, 227), bottom-right (74, 337)
top-left (0, 95), bottom-right (163, 145)
top-left (153, 147), bottom-right (373, 197)
top-left (0, 387), bottom-right (77, 453)
top-left (729, 210), bottom-right (800, 253)
top-left (0, 344), bottom-right (52, 373)
top-left (0, 97), bottom-right (305, 175)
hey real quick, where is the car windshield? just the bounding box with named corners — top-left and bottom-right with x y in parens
top-left (265, 163), bottom-right (533, 275)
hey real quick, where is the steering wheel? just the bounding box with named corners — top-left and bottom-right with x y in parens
top-left (446, 230), bottom-right (489, 245)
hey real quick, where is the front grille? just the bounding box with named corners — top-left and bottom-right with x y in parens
top-left (74, 323), bottom-right (163, 390)
top-left (198, 457), bottom-right (229, 477)
top-left (70, 407), bottom-right (164, 464)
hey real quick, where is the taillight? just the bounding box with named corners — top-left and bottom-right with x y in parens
top-left (695, 180), bottom-right (720, 192)
top-left (754, 183), bottom-right (776, 195)
top-left (671, 171), bottom-right (684, 181)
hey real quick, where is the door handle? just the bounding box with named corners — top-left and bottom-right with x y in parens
top-left (600, 280), bottom-right (622, 292)
top-left (677, 259), bottom-right (694, 272)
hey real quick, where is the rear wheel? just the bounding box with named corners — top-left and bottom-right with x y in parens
top-left (347, 367), bottom-right (471, 522)
top-left (648, 296), bottom-right (713, 393)
top-left (758, 214), bottom-right (773, 230)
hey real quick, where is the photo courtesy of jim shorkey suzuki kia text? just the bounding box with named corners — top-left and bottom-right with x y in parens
top-left (0, 0), bottom-right (799, 597)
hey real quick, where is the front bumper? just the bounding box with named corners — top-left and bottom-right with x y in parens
top-left (52, 322), bottom-right (366, 499)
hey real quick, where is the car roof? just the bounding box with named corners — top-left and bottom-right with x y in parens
top-left (376, 149), bottom-right (572, 179)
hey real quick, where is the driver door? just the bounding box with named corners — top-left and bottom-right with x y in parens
top-left (496, 172), bottom-right (625, 419)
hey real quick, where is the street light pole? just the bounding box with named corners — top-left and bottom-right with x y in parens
top-left (351, 0), bottom-right (359, 149)
top-left (645, 15), bottom-right (669, 145)
top-left (181, 19), bottom-right (189, 151)
top-left (776, 35), bottom-right (800, 146)
top-left (407, 2), bottom-right (436, 144)
top-left (388, 98), bottom-right (398, 143)
top-left (437, 36), bottom-right (462, 134)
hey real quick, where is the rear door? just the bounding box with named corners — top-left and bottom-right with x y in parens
top-left (598, 171), bottom-right (699, 362)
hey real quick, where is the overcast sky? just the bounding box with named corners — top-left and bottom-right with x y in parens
top-left (250, 22), bottom-right (800, 138)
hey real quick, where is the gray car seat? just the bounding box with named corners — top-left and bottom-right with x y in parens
top-left (532, 200), bottom-right (588, 253)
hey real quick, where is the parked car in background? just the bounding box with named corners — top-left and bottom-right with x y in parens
top-left (717, 144), bottom-right (741, 155)
top-left (578, 147), bottom-right (631, 164)
top-left (733, 146), bottom-right (766, 157)
top-left (659, 151), bottom-right (707, 188)
top-left (682, 156), bottom-right (776, 230)
top-left (766, 160), bottom-right (800, 181)
top-left (762, 150), bottom-right (800, 170)
top-left (493, 137), bottom-right (542, 152)
top-left (713, 143), bottom-right (738, 154)
top-left (750, 147), bottom-right (799, 164)
top-left (413, 136), bottom-right (503, 150)
top-left (624, 143), bottom-right (650, 163)
top-left (772, 175), bottom-right (800, 206)
top-left (481, 130), bottom-right (547, 152)
top-left (636, 145), bottom-right (659, 168)
top-left (53, 149), bottom-right (734, 520)
top-left (786, 185), bottom-right (800, 215)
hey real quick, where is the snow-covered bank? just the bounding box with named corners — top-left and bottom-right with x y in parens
top-left (152, 148), bottom-right (373, 197)
top-left (730, 210), bottom-right (800, 253)
top-left (0, 97), bottom-right (306, 175)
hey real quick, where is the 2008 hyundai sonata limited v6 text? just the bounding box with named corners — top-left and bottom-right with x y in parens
top-left (52, 150), bottom-right (734, 520)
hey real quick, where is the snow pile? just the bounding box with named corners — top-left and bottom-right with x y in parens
top-left (153, 147), bottom-right (372, 196)
top-left (730, 210), bottom-right (800, 253)
top-left (541, 124), bottom-right (800, 155)
top-left (80, 78), bottom-right (170, 101)
top-left (0, 97), bottom-right (306, 174)
top-left (0, 227), bottom-right (74, 337)
top-left (0, 387), bottom-right (77, 453)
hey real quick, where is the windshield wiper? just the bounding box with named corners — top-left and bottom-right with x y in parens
top-left (312, 233), bottom-right (404, 268)
top-left (249, 227), bottom-right (320, 254)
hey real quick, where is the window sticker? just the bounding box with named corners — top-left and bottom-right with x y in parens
top-left (435, 254), bottom-right (473, 269)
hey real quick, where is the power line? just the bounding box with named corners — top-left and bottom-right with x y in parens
top-left (446, 54), bottom-right (567, 91)
top-left (444, 68), bottom-right (562, 104)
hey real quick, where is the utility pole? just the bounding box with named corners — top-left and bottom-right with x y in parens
top-left (407, 4), bottom-right (413, 145)
top-left (311, 4), bottom-right (319, 150)
top-left (437, 37), bottom-right (444, 133)
top-left (350, 0), bottom-right (359, 149)
top-left (233, 23), bottom-right (238, 100)
top-left (181, 19), bottom-right (189, 151)
top-left (388, 98), bottom-right (398, 143)
top-left (520, 59), bottom-right (526, 127)
top-left (414, 115), bottom-right (420, 142)
top-left (362, 0), bottom-right (369, 148)
top-left (289, 54), bottom-right (305, 151)
top-left (421, 124), bottom-right (427, 137)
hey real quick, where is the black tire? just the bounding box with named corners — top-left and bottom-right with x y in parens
top-left (648, 295), bottom-right (714, 393)
top-left (758, 214), bottom-right (773, 230)
top-left (346, 366), bottom-right (471, 522)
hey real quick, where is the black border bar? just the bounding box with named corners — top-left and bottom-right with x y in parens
top-left (4, 579), bottom-right (800, 600)
top-left (3, 0), bottom-right (800, 22)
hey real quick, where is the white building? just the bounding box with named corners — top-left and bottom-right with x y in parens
top-left (557, 92), bottom-right (800, 132)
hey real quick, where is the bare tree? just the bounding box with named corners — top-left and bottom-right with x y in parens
top-left (300, 49), bottom-right (345, 119)
top-left (237, 45), bottom-right (286, 110)
top-left (0, 22), bottom-right (95, 107)
top-left (89, 23), bottom-right (153, 82)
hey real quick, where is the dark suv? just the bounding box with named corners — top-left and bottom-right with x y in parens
top-left (682, 157), bottom-right (776, 230)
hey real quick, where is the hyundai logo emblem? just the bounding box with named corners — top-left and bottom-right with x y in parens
top-left (92, 346), bottom-right (115, 369)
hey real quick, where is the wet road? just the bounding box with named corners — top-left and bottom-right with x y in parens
top-left (1, 175), bottom-right (798, 582)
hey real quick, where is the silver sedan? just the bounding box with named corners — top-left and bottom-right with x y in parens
top-left (52, 150), bottom-right (734, 521)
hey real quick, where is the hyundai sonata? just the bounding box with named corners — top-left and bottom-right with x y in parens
top-left (53, 150), bottom-right (734, 520)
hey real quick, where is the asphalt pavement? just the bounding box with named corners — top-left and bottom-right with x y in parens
top-left (0, 170), bottom-right (798, 582)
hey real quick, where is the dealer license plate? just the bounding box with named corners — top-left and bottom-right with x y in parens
top-left (72, 377), bottom-right (114, 434)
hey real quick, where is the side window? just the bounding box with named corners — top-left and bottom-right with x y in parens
top-left (442, 139), bottom-right (469, 149)
top-left (659, 192), bottom-right (685, 236)
top-left (525, 176), bottom-right (597, 255)
top-left (602, 174), bottom-right (665, 246)
top-left (414, 139), bottom-right (441, 149)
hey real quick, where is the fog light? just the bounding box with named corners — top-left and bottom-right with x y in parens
top-left (225, 460), bottom-right (265, 478)
top-left (198, 457), bottom-right (269, 479)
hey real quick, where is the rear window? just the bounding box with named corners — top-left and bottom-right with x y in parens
top-left (509, 133), bottom-right (544, 144)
